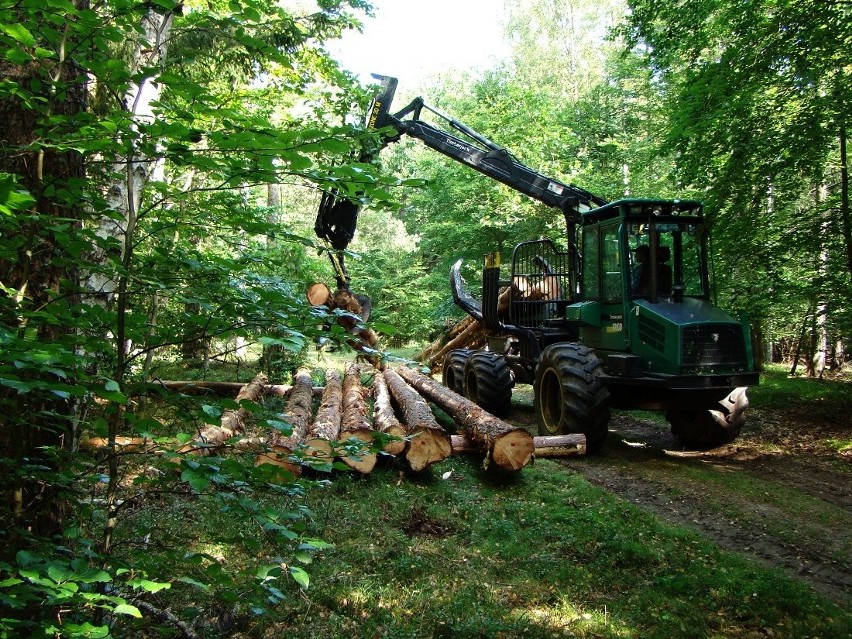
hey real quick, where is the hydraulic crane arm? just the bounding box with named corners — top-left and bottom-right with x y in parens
top-left (367, 74), bottom-right (606, 223)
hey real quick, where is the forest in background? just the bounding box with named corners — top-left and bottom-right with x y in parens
top-left (0, 0), bottom-right (849, 636)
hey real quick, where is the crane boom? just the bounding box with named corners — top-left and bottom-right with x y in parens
top-left (367, 74), bottom-right (606, 223)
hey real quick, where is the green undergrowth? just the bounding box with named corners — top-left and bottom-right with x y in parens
top-left (751, 365), bottom-right (852, 418)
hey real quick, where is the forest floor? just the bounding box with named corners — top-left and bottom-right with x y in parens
top-left (505, 387), bottom-right (852, 609)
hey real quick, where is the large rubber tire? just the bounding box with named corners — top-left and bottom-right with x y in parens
top-left (667, 387), bottom-right (749, 449)
top-left (534, 343), bottom-right (611, 452)
top-left (463, 351), bottom-right (513, 417)
top-left (442, 349), bottom-right (473, 395)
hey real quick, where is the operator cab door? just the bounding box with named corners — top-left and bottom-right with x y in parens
top-left (580, 221), bottom-right (629, 352)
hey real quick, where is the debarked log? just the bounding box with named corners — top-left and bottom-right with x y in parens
top-left (394, 366), bottom-right (534, 472)
top-left (383, 368), bottom-right (451, 472)
top-left (451, 433), bottom-right (586, 457)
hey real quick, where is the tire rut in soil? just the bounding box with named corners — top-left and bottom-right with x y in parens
top-left (561, 412), bottom-right (852, 608)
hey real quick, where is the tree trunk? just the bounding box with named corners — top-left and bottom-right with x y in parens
top-left (304, 370), bottom-right (343, 463)
top-left (839, 124), bottom-right (852, 278)
top-left (371, 368), bottom-right (407, 455)
top-left (394, 366), bottom-right (534, 472)
top-left (179, 373), bottom-right (268, 454)
top-left (383, 369), bottom-right (452, 472)
top-left (256, 369), bottom-right (314, 478)
top-left (0, 9), bottom-right (88, 539)
top-left (338, 364), bottom-right (377, 474)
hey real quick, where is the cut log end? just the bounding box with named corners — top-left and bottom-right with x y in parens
top-left (338, 429), bottom-right (378, 474)
top-left (491, 430), bottom-right (535, 471)
top-left (255, 447), bottom-right (301, 480)
top-left (406, 427), bottom-right (452, 472)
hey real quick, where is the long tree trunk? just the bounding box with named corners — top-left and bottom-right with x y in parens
top-left (840, 124), bottom-right (852, 278)
top-left (0, 7), bottom-right (88, 539)
top-left (256, 369), bottom-right (314, 478)
top-left (338, 364), bottom-right (377, 474)
top-left (179, 373), bottom-right (268, 454)
top-left (371, 368), bottom-right (407, 455)
top-left (304, 370), bottom-right (343, 462)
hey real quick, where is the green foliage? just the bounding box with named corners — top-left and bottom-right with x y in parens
top-left (0, 0), bottom-right (387, 635)
top-left (622, 0), bottom-right (852, 362)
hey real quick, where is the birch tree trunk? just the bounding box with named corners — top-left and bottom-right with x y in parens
top-left (88, 9), bottom-right (175, 298)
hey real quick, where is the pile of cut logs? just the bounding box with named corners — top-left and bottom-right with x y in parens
top-left (83, 366), bottom-right (585, 478)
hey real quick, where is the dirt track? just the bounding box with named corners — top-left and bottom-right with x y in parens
top-left (507, 394), bottom-right (852, 609)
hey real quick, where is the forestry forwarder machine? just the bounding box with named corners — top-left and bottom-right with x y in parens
top-left (316, 74), bottom-right (758, 450)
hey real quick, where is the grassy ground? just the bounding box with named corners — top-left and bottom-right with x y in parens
top-left (106, 353), bottom-right (850, 638)
top-left (254, 457), bottom-right (849, 639)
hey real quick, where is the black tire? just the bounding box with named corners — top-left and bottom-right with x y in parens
top-left (442, 349), bottom-right (473, 395)
top-left (533, 343), bottom-right (611, 452)
top-left (667, 387), bottom-right (749, 449)
top-left (463, 351), bottom-right (513, 417)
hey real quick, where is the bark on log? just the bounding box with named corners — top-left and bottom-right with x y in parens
top-left (338, 364), bottom-right (377, 474)
top-left (303, 370), bottom-right (343, 462)
top-left (383, 368), bottom-right (451, 472)
top-left (255, 369), bottom-right (313, 478)
top-left (428, 319), bottom-right (484, 368)
top-left (180, 373), bottom-right (268, 455)
top-left (140, 380), bottom-right (317, 397)
top-left (394, 366), bottom-right (534, 472)
top-left (451, 433), bottom-right (586, 457)
top-left (371, 368), bottom-right (407, 455)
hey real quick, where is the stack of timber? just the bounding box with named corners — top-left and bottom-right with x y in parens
top-left (415, 285), bottom-right (519, 371)
top-left (416, 279), bottom-right (563, 372)
top-left (85, 363), bottom-right (585, 481)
